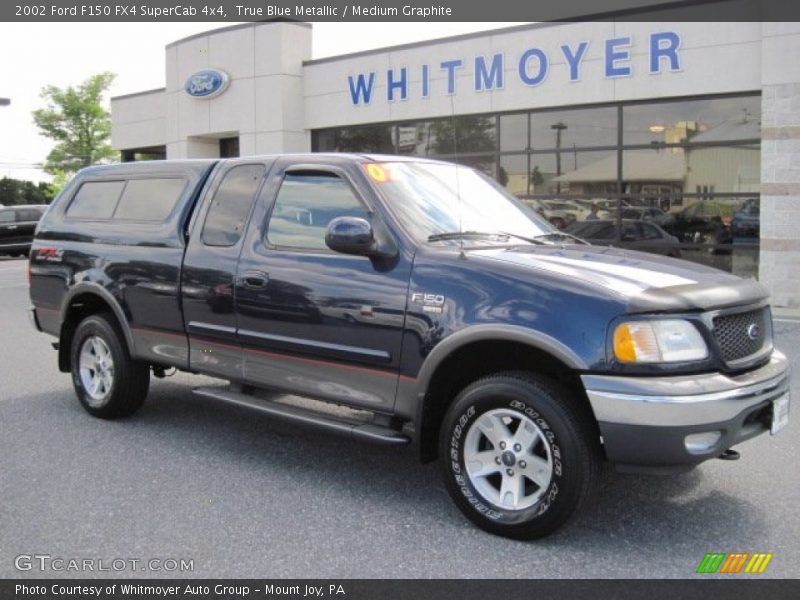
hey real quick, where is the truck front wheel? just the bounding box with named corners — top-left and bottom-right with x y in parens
top-left (439, 372), bottom-right (601, 540)
top-left (70, 313), bottom-right (149, 418)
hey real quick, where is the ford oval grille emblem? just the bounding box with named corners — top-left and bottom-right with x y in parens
top-left (184, 70), bottom-right (229, 99)
top-left (746, 323), bottom-right (760, 341)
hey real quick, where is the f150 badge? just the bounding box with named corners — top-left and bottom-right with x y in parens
top-left (411, 292), bottom-right (445, 314)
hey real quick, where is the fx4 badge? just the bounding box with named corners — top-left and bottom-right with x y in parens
top-left (410, 292), bottom-right (445, 314)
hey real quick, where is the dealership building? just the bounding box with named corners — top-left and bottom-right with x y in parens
top-left (110, 19), bottom-right (800, 307)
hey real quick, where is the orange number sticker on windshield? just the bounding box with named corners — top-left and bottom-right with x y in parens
top-left (364, 163), bottom-right (389, 183)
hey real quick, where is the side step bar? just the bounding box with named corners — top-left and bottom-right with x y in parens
top-left (192, 386), bottom-right (410, 445)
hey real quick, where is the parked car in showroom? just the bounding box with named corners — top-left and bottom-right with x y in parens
top-left (566, 219), bottom-right (681, 257)
top-left (523, 199), bottom-right (609, 229)
top-left (28, 155), bottom-right (789, 540)
top-left (732, 198), bottom-right (759, 243)
top-left (0, 204), bottom-right (47, 257)
top-left (666, 200), bottom-right (733, 245)
top-left (613, 206), bottom-right (676, 229)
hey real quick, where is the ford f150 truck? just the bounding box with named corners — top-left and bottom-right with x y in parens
top-left (28, 154), bottom-right (790, 540)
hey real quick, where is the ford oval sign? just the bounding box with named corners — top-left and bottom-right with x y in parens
top-left (184, 70), bottom-right (230, 99)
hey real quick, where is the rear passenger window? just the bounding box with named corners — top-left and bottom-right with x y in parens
top-left (202, 164), bottom-right (265, 247)
top-left (113, 178), bottom-right (185, 221)
top-left (0, 210), bottom-right (15, 223)
top-left (67, 181), bottom-right (125, 219)
top-left (267, 173), bottom-right (370, 251)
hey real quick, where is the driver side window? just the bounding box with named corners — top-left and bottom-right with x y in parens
top-left (266, 172), bottom-right (370, 251)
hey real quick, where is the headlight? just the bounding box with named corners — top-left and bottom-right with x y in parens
top-left (613, 320), bottom-right (708, 363)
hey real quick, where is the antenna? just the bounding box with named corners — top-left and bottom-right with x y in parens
top-left (449, 95), bottom-right (465, 257)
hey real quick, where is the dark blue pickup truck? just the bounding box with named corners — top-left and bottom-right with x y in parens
top-left (28, 154), bottom-right (790, 539)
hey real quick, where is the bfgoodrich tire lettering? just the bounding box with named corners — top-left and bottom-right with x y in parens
top-left (439, 371), bottom-right (600, 540)
top-left (70, 313), bottom-right (150, 419)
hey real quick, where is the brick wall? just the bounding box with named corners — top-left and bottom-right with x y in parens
top-left (759, 26), bottom-right (800, 308)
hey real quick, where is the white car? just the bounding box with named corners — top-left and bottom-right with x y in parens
top-left (524, 199), bottom-right (609, 228)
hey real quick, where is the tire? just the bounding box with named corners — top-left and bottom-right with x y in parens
top-left (439, 371), bottom-right (601, 540)
top-left (70, 313), bottom-right (150, 419)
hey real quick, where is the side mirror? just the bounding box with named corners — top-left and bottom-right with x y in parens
top-left (325, 216), bottom-right (400, 260)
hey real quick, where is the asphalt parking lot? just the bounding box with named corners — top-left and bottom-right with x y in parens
top-left (1, 255), bottom-right (798, 579)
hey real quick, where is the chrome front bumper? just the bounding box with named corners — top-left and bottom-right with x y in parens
top-left (581, 351), bottom-right (790, 472)
top-left (582, 351), bottom-right (789, 427)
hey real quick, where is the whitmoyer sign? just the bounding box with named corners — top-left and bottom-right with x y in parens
top-left (347, 31), bottom-right (681, 104)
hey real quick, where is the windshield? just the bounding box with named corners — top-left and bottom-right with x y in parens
top-left (364, 161), bottom-right (554, 244)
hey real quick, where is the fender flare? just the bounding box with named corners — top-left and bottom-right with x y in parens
top-left (412, 324), bottom-right (588, 447)
top-left (60, 282), bottom-right (136, 358)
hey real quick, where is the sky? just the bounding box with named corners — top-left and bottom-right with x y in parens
top-left (0, 22), bottom-right (524, 183)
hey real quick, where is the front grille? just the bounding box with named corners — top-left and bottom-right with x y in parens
top-left (712, 308), bottom-right (769, 363)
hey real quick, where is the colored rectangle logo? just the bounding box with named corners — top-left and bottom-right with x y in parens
top-left (696, 552), bottom-right (773, 574)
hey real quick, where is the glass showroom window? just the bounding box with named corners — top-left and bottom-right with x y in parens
top-left (622, 95), bottom-right (761, 146)
top-left (427, 115), bottom-right (497, 155)
top-left (499, 113), bottom-right (529, 152)
top-left (315, 124), bottom-right (396, 153)
top-left (529, 106), bottom-right (618, 151)
top-left (620, 95), bottom-right (760, 278)
top-left (526, 150), bottom-right (618, 196)
top-left (499, 154), bottom-right (529, 196)
top-left (310, 93), bottom-right (761, 276)
top-left (394, 120), bottom-right (445, 156)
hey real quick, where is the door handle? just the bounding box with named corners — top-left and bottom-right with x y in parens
top-left (7, 225), bottom-right (17, 230)
top-left (238, 270), bottom-right (269, 289)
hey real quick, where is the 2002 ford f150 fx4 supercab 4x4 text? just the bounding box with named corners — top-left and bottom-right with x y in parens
top-left (28, 154), bottom-right (791, 539)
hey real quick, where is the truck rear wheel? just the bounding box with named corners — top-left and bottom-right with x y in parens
top-left (70, 313), bottom-right (149, 418)
top-left (439, 371), bottom-right (601, 540)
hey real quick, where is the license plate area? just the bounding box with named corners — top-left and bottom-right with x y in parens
top-left (771, 393), bottom-right (790, 435)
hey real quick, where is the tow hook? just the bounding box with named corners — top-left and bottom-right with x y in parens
top-left (718, 449), bottom-right (741, 461)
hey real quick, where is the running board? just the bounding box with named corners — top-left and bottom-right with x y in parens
top-left (192, 386), bottom-right (410, 445)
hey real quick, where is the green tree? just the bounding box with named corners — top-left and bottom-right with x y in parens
top-left (430, 116), bottom-right (496, 155)
top-left (32, 72), bottom-right (116, 176)
top-left (0, 177), bottom-right (51, 205)
top-left (45, 168), bottom-right (71, 200)
top-left (498, 166), bottom-right (509, 187)
top-left (335, 126), bottom-right (395, 153)
top-left (529, 165), bottom-right (545, 191)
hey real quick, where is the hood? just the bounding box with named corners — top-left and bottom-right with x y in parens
top-left (468, 244), bottom-right (768, 313)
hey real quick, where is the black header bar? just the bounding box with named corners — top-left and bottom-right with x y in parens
top-left (4, 0), bottom-right (800, 22)
top-left (4, 579), bottom-right (800, 600)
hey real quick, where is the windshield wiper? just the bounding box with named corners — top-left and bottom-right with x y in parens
top-left (428, 230), bottom-right (544, 244)
top-left (533, 231), bottom-right (590, 245)
top-left (428, 231), bottom-right (507, 242)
